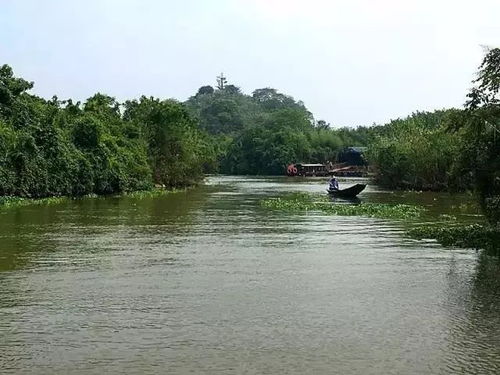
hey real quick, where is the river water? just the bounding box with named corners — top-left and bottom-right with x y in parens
top-left (0, 176), bottom-right (499, 374)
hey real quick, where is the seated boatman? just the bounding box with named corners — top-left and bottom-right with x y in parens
top-left (329, 175), bottom-right (339, 191)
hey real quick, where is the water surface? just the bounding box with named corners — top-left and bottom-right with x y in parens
top-left (1, 176), bottom-right (499, 374)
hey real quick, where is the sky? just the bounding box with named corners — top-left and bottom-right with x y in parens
top-left (1, 0), bottom-right (499, 126)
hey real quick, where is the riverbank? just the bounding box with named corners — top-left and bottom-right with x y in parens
top-left (0, 187), bottom-right (189, 210)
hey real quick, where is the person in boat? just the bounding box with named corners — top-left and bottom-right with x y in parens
top-left (328, 176), bottom-right (339, 191)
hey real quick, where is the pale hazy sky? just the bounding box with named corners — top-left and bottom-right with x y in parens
top-left (1, 0), bottom-right (499, 126)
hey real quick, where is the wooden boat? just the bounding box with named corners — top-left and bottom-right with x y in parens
top-left (287, 163), bottom-right (329, 177)
top-left (327, 183), bottom-right (366, 198)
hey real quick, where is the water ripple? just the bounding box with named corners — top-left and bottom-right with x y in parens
top-left (0, 176), bottom-right (498, 374)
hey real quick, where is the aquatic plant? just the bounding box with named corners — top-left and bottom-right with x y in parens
top-left (260, 192), bottom-right (424, 219)
top-left (0, 196), bottom-right (68, 209)
top-left (260, 192), bottom-right (316, 211)
top-left (408, 224), bottom-right (500, 256)
top-left (438, 214), bottom-right (457, 221)
top-left (261, 192), bottom-right (498, 255)
top-left (0, 186), bottom-right (189, 210)
top-left (122, 187), bottom-right (187, 199)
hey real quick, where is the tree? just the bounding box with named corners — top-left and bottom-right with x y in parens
top-left (450, 48), bottom-right (500, 224)
top-left (0, 64), bottom-right (215, 198)
top-left (185, 83), bottom-right (256, 136)
top-left (196, 85), bottom-right (214, 96)
top-left (315, 120), bottom-right (330, 129)
top-left (252, 88), bottom-right (311, 118)
top-left (368, 111), bottom-right (464, 191)
top-left (186, 79), bottom-right (369, 174)
top-left (0, 64), bottom-right (34, 118)
top-left (224, 84), bottom-right (241, 95)
top-left (220, 108), bottom-right (314, 175)
top-left (124, 97), bottom-right (215, 187)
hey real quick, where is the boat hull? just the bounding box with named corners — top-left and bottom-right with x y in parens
top-left (327, 183), bottom-right (366, 198)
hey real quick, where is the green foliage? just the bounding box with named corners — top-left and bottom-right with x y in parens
top-left (367, 49), bottom-right (500, 226)
top-left (0, 64), bottom-right (33, 118)
top-left (368, 110), bottom-right (467, 191)
top-left (186, 83), bottom-right (258, 136)
top-left (71, 115), bottom-right (102, 149)
top-left (448, 48), bottom-right (500, 225)
top-left (408, 224), bottom-right (500, 256)
top-left (0, 195), bottom-right (68, 209)
top-left (252, 88), bottom-right (310, 113)
top-left (222, 109), bottom-right (313, 174)
top-left (0, 65), bottom-right (214, 198)
top-left (186, 77), bottom-right (373, 175)
top-left (261, 192), bottom-right (424, 219)
top-left (124, 97), bottom-right (215, 187)
top-left (123, 187), bottom-right (187, 199)
top-left (0, 187), bottom-right (186, 210)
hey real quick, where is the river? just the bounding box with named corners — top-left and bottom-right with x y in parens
top-left (1, 176), bottom-right (499, 374)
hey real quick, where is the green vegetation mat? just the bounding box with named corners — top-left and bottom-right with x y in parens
top-left (121, 187), bottom-right (187, 199)
top-left (408, 224), bottom-right (500, 256)
top-left (0, 187), bottom-right (184, 210)
top-left (261, 192), bottom-right (499, 255)
top-left (260, 192), bottom-right (424, 219)
top-left (0, 196), bottom-right (69, 209)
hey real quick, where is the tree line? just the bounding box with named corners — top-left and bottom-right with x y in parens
top-left (0, 64), bottom-right (371, 200)
top-left (368, 48), bottom-right (500, 226)
top-left (1, 48), bottom-right (498, 227)
top-left (0, 65), bottom-right (215, 197)
top-left (185, 85), bottom-right (373, 175)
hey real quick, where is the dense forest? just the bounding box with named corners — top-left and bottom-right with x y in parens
top-left (0, 66), bottom-right (372, 198)
top-left (0, 65), bottom-right (215, 197)
top-left (0, 48), bottom-right (498, 227)
top-left (185, 75), bottom-right (373, 175)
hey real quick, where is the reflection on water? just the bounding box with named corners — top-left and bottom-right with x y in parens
top-left (0, 176), bottom-right (498, 374)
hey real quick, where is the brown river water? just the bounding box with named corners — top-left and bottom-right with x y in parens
top-left (0, 176), bottom-right (499, 374)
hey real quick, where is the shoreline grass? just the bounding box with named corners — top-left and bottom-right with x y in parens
top-left (0, 187), bottom-right (189, 210)
top-left (0, 196), bottom-right (70, 209)
top-left (121, 187), bottom-right (188, 199)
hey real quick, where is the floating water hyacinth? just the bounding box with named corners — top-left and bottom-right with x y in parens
top-left (408, 224), bottom-right (500, 255)
top-left (260, 192), bottom-right (424, 219)
top-left (0, 196), bottom-right (69, 209)
top-left (122, 187), bottom-right (187, 199)
top-left (0, 187), bottom-right (186, 210)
